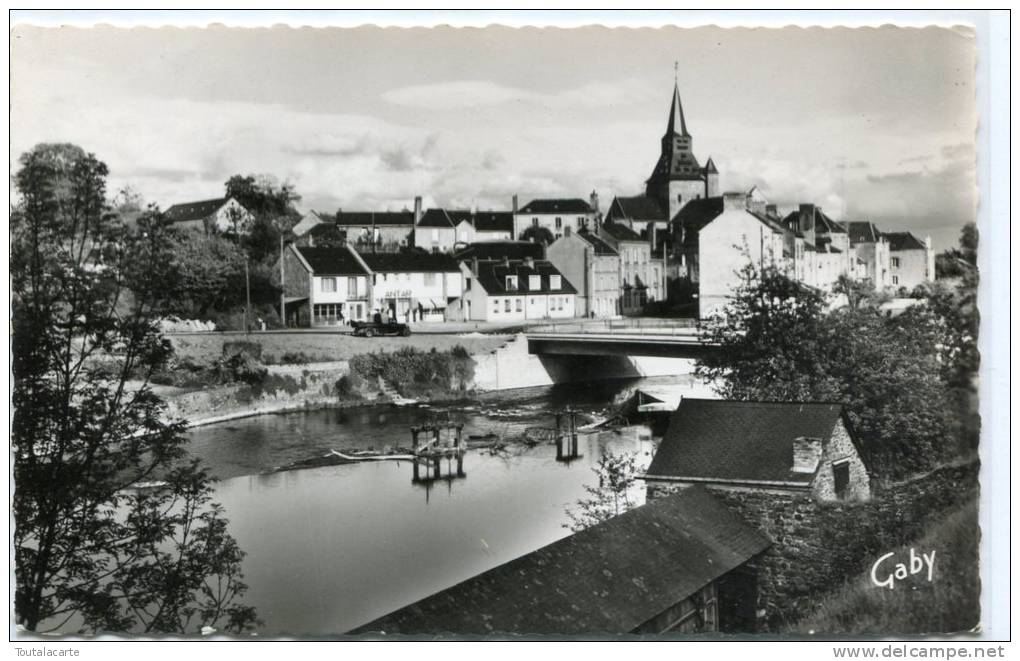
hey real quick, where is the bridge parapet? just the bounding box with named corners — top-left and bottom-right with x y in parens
top-left (528, 317), bottom-right (701, 337)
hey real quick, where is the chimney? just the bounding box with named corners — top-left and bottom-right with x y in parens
top-left (648, 222), bottom-right (657, 249)
top-left (798, 204), bottom-right (816, 233)
top-left (471, 257), bottom-right (479, 276)
top-left (414, 196), bottom-right (423, 224)
top-left (792, 436), bottom-right (823, 474)
top-left (512, 194), bottom-right (519, 215)
top-left (723, 192), bottom-right (746, 212)
top-left (524, 256), bottom-right (535, 269)
top-left (765, 203), bottom-right (777, 218)
top-left (590, 189), bottom-right (600, 213)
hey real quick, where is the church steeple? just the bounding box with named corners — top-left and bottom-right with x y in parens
top-left (665, 82), bottom-right (690, 138)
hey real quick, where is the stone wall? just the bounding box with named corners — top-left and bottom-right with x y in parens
top-left (646, 461), bottom-right (978, 631)
top-left (812, 420), bottom-right (871, 502)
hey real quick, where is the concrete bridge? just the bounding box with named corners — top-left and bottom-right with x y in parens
top-left (525, 318), bottom-right (719, 359)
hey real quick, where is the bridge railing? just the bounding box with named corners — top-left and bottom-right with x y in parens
top-left (527, 317), bottom-right (702, 336)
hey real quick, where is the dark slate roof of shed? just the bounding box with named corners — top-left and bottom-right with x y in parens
top-left (293, 246), bottom-right (368, 276)
top-left (600, 222), bottom-right (643, 242)
top-left (474, 259), bottom-right (577, 295)
top-left (352, 486), bottom-right (770, 635)
top-left (611, 195), bottom-right (667, 222)
top-left (455, 241), bottom-right (545, 261)
top-left (881, 231), bottom-right (927, 252)
top-left (646, 399), bottom-right (848, 485)
top-left (518, 198), bottom-right (593, 214)
top-left (359, 251), bottom-right (460, 273)
top-left (335, 211), bottom-right (415, 227)
top-left (164, 197), bottom-right (229, 223)
top-left (576, 229), bottom-right (619, 256)
top-left (446, 210), bottom-right (514, 232)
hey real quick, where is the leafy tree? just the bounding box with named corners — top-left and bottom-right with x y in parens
top-left (12, 144), bottom-right (256, 634)
top-left (520, 225), bottom-right (555, 246)
top-left (224, 174), bottom-right (301, 263)
top-left (959, 222), bottom-right (978, 266)
top-left (565, 452), bottom-right (639, 532)
top-left (697, 262), bottom-right (952, 478)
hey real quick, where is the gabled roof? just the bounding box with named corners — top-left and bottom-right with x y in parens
top-left (164, 197), bottom-right (230, 223)
top-left (600, 221), bottom-right (644, 242)
top-left (473, 259), bottom-right (577, 295)
top-left (845, 221), bottom-right (882, 244)
top-left (610, 195), bottom-right (667, 222)
top-left (518, 198), bottom-right (593, 215)
top-left (446, 210), bottom-right (514, 233)
top-left (417, 208), bottom-right (455, 228)
top-left (816, 209), bottom-right (847, 234)
top-left (646, 399), bottom-right (850, 486)
top-left (882, 231), bottom-right (927, 252)
top-left (358, 251), bottom-right (460, 273)
top-left (292, 246), bottom-right (368, 276)
top-left (335, 211), bottom-right (415, 227)
top-left (352, 486), bottom-right (770, 635)
top-left (575, 229), bottom-right (619, 256)
top-left (455, 241), bottom-right (545, 261)
top-left (291, 210), bottom-right (331, 237)
top-left (672, 196), bottom-right (724, 235)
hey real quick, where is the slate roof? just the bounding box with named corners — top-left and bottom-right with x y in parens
top-left (611, 195), bottom-right (667, 222)
top-left (473, 259), bottom-right (577, 295)
top-left (352, 486), bottom-right (770, 635)
top-left (293, 246), bottom-right (368, 276)
top-left (518, 198), bottom-right (593, 215)
top-left (600, 222), bottom-right (644, 242)
top-left (575, 229), bottom-right (619, 256)
top-left (646, 399), bottom-right (850, 485)
top-left (845, 221), bottom-right (882, 244)
top-left (335, 211), bottom-right (415, 227)
top-left (164, 197), bottom-right (229, 223)
top-left (455, 241), bottom-right (545, 261)
top-left (781, 208), bottom-right (846, 236)
top-left (672, 196), bottom-right (724, 235)
top-left (417, 208), bottom-right (455, 228)
top-left (446, 210), bottom-right (514, 233)
top-left (359, 251), bottom-right (460, 273)
top-left (882, 231), bottom-right (927, 252)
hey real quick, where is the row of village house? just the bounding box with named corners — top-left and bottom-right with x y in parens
top-left (164, 81), bottom-right (934, 323)
top-left (166, 189), bottom-right (935, 325)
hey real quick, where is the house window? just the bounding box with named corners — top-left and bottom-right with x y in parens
top-left (550, 275), bottom-right (561, 290)
top-left (515, 299), bottom-right (523, 312)
top-left (892, 275), bottom-right (900, 285)
top-left (833, 461), bottom-right (851, 500)
top-left (891, 257), bottom-right (901, 268)
top-left (504, 299), bottom-right (511, 313)
top-left (493, 299), bottom-right (500, 314)
top-left (532, 217), bottom-right (539, 226)
top-left (555, 217), bottom-right (562, 229)
top-left (465, 277), bottom-right (471, 291)
top-left (529, 275), bottom-right (541, 290)
top-left (321, 277), bottom-right (337, 292)
top-left (505, 275), bottom-right (518, 291)
top-left (347, 277), bottom-right (358, 297)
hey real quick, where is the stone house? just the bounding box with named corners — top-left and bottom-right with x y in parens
top-left (352, 486), bottom-right (770, 635)
top-left (335, 209), bottom-right (416, 252)
top-left (513, 197), bottom-right (598, 241)
top-left (359, 251), bottom-right (463, 323)
top-left (163, 196), bottom-right (254, 235)
top-left (883, 231), bottom-right (936, 291)
top-left (598, 221), bottom-right (665, 313)
top-left (446, 209), bottom-right (515, 246)
top-left (546, 226), bottom-right (622, 318)
top-left (448, 256), bottom-right (577, 322)
top-left (280, 244), bottom-right (371, 327)
top-left (416, 208), bottom-right (458, 253)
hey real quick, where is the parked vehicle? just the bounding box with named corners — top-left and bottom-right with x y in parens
top-left (351, 320), bottom-right (412, 337)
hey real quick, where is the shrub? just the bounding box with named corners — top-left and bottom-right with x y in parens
top-left (347, 346), bottom-right (475, 397)
top-left (222, 340), bottom-right (263, 361)
top-left (280, 351), bottom-right (313, 365)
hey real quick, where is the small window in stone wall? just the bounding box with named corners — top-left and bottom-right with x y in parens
top-left (833, 460), bottom-right (850, 500)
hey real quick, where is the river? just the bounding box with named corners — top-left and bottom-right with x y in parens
top-left (185, 379), bottom-right (670, 636)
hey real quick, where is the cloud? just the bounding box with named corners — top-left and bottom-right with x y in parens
top-left (380, 78), bottom-right (657, 111)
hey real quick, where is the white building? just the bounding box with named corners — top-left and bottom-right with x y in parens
top-left (163, 196), bottom-right (254, 235)
top-left (449, 257), bottom-right (577, 322)
top-left (513, 198), bottom-right (598, 241)
top-left (359, 252), bottom-right (464, 322)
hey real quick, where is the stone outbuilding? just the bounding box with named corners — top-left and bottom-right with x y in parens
top-left (644, 399), bottom-right (870, 502)
top-left (352, 486), bottom-right (770, 635)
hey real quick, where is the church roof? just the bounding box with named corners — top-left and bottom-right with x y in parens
top-left (610, 195), bottom-right (667, 222)
top-left (666, 82), bottom-right (690, 138)
top-left (705, 156), bottom-right (718, 174)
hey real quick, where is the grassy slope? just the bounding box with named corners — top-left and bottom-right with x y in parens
top-left (792, 496), bottom-right (980, 635)
top-left (169, 332), bottom-right (512, 364)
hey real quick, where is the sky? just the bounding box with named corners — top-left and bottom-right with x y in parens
top-left (10, 22), bottom-right (977, 250)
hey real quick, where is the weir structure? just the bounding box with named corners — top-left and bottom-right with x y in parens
top-left (410, 423), bottom-right (466, 483)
